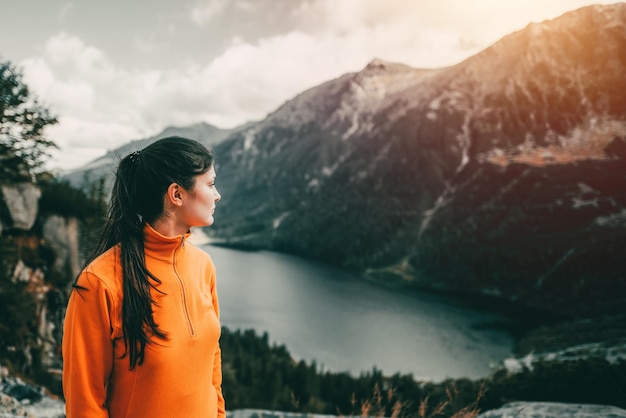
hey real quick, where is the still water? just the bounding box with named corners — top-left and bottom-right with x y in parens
top-left (202, 244), bottom-right (519, 381)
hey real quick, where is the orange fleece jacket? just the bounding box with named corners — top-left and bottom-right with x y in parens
top-left (63, 224), bottom-right (225, 418)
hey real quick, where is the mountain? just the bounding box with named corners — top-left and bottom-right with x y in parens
top-left (206, 3), bottom-right (626, 317)
top-left (62, 122), bottom-right (236, 191)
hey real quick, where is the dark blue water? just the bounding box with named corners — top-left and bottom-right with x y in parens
top-left (203, 244), bottom-right (518, 380)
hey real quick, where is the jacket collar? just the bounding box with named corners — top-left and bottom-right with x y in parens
top-left (143, 223), bottom-right (191, 261)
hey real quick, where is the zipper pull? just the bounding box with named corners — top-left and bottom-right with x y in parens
top-left (181, 235), bottom-right (185, 248)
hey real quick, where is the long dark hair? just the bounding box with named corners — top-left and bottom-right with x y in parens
top-left (78, 136), bottom-right (214, 369)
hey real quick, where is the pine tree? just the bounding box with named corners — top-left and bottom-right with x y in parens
top-left (0, 59), bottom-right (57, 181)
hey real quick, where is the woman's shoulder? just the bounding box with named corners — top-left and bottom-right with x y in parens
top-left (78, 246), bottom-right (123, 290)
top-left (185, 240), bottom-right (211, 257)
top-left (184, 242), bottom-right (216, 269)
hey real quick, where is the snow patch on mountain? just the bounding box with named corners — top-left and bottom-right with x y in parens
top-left (419, 190), bottom-right (453, 237)
top-left (273, 212), bottom-right (291, 229)
top-left (594, 209), bottom-right (626, 227)
top-left (504, 339), bottom-right (626, 374)
top-left (243, 126), bottom-right (260, 153)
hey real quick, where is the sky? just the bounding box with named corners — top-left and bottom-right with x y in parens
top-left (0, 0), bottom-right (618, 171)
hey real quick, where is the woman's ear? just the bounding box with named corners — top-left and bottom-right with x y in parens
top-left (165, 183), bottom-right (184, 207)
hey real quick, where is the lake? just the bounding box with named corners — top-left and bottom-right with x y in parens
top-left (202, 244), bottom-right (520, 381)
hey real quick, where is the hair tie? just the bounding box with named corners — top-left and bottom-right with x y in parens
top-left (128, 150), bottom-right (141, 162)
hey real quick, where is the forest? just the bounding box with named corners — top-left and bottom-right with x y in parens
top-left (218, 327), bottom-right (626, 417)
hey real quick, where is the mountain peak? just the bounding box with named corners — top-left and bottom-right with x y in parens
top-left (362, 58), bottom-right (414, 73)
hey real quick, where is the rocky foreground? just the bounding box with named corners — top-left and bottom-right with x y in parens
top-left (478, 402), bottom-right (626, 418)
top-left (2, 399), bottom-right (626, 418)
top-left (0, 368), bottom-right (64, 418)
top-left (227, 405), bottom-right (626, 418)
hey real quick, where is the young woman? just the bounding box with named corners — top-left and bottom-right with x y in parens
top-left (62, 137), bottom-right (224, 418)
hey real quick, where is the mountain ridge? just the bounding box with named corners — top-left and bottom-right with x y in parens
top-left (63, 121), bottom-right (237, 190)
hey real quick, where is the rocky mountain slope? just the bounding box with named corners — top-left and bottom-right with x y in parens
top-left (205, 3), bottom-right (626, 317)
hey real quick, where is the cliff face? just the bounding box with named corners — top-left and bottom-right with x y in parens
top-left (0, 181), bottom-right (80, 384)
top-left (205, 4), bottom-right (626, 317)
top-left (0, 183), bottom-right (40, 233)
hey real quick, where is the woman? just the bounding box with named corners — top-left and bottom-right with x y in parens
top-left (62, 137), bottom-right (224, 418)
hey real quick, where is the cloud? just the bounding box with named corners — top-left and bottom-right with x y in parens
top-left (189, 0), bottom-right (229, 25)
top-left (132, 36), bottom-right (158, 55)
top-left (43, 33), bottom-right (116, 83)
top-left (45, 117), bottom-right (140, 172)
top-left (20, 34), bottom-right (157, 169)
top-left (289, 0), bottom-right (485, 68)
top-left (291, 0), bottom-right (616, 65)
top-left (58, 2), bottom-right (73, 23)
top-left (235, 1), bottom-right (257, 13)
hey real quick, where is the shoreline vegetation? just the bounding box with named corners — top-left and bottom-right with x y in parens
top-left (220, 322), bottom-right (626, 417)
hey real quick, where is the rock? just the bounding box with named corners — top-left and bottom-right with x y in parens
top-left (22, 397), bottom-right (65, 418)
top-left (0, 393), bottom-right (31, 417)
top-left (0, 183), bottom-right (41, 231)
top-left (42, 215), bottom-right (82, 279)
top-left (0, 392), bottom-right (64, 418)
top-left (478, 401), bottom-right (626, 418)
top-left (3, 384), bottom-right (42, 405)
top-left (0, 370), bottom-right (64, 418)
top-left (227, 409), bottom-right (336, 418)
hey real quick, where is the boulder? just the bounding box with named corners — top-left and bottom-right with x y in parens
top-left (0, 368), bottom-right (64, 418)
top-left (227, 409), bottom-right (337, 418)
top-left (478, 401), bottom-right (626, 418)
top-left (0, 183), bottom-right (41, 231)
top-left (0, 393), bottom-right (30, 417)
top-left (42, 215), bottom-right (82, 278)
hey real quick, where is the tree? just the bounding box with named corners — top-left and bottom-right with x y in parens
top-left (0, 59), bottom-right (57, 180)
